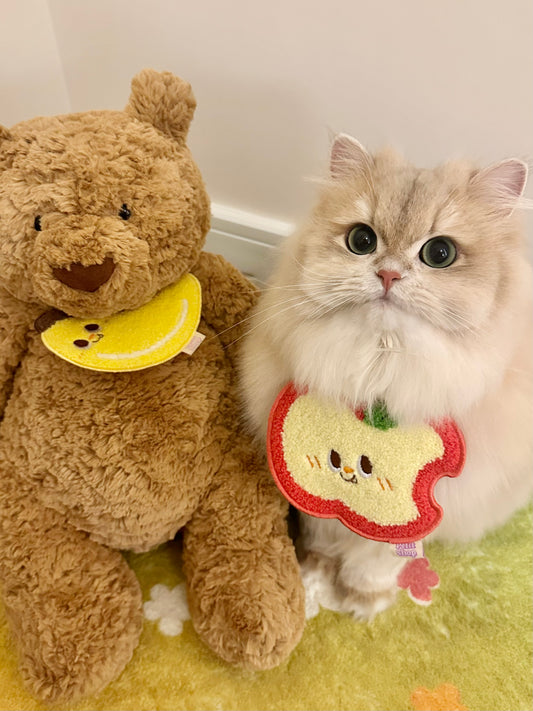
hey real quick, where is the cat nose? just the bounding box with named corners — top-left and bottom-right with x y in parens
top-left (377, 269), bottom-right (402, 293)
top-left (53, 257), bottom-right (116, 292)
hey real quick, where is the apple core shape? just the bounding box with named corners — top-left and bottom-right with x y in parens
top-left (267, 384), bottom-right (466, 543)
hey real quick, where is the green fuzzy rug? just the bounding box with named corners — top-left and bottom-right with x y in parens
top-left (1, 504), bottom-right (531, 711)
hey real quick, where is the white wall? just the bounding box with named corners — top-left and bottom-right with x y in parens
top-left (46, 0), bottom-right (533, 226)
top-left (2, 0), bottom-right (532, 235)
top-left (0, 0), bottom-right (70, 126)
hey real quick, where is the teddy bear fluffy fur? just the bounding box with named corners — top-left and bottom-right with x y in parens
top-left (0, 70), bottom-right (305, 702)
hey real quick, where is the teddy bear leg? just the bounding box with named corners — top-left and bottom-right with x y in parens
top-left (0, 478), bottom-right (143, 703)
top-left (183, 447), bottom-right (305, 671)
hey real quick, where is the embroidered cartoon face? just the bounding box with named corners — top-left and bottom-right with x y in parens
top-left (70, 323), bottom-right (104, 350)
top-left (39, 274), bottom-right (201, 372)
top-left (324, 448), bottom-right (393, 489)
top-left (267, 385), bottom-right (465, 542)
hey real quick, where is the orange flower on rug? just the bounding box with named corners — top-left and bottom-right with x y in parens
top-left (410, 683), bottom-right (469, 710)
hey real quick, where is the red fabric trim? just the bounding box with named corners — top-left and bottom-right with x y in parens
top-left (267, 383), bottom-right (466, 543)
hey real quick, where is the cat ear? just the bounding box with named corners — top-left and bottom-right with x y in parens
top-left (470, 159), bottom-right (529, 216)
top-left (330, 133), bottom-right (372, 179)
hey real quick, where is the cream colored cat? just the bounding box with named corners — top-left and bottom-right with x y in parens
top-left (240, 134), bottom-right (532, 618)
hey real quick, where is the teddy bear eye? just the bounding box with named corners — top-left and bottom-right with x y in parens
top-left (84, 323), bottom-right (100, 332)
top-left (34, 216), bottom-right (42, 231)
top-left (73, 339), bottom-right (90, 349)
top-left (118, 204), bottom-right (131, 220)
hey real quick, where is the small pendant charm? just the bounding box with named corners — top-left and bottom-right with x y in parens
top-left (397, 556), bottom-right (440, 606)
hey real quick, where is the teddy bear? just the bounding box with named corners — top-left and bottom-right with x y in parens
top-left (0, 69), bottom-right (305, 703)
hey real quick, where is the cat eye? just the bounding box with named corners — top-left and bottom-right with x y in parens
top-left (118, 203), bottom-right (131, 220)
top-left (34, 216), bottom-right (42, 231)
top-left (419, 237), bottom-right (457, 269)
top-left (346, 224), bottom-right (377, 255)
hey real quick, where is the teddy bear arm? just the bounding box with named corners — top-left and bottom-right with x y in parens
top-left (0, 474), bottom-right (143, 703)
top-left (0, 287), bottom-right (33, 415)
top-left (192, 251), bottom-right (259, 354)
top-left (183, 433), bottom-right (305, 670)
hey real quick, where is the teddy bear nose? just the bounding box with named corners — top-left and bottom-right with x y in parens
top-left (52, 257), bottom-right (116, 292)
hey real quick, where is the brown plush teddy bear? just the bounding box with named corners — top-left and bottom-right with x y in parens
top-left (0, 69), bottom-right (305, 703)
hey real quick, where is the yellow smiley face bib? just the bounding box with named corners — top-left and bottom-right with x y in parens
top-left (39, 274), bottom-right (203, 372)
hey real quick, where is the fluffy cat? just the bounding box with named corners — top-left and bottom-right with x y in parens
top-left (240, 134), bottom-right (532, 618)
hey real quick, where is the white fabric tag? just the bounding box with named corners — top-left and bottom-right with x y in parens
top-left (181, 331), bottom-right (205, 356)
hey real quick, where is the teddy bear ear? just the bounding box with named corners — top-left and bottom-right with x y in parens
top-left (0, 126), bottom-right (12, 168)
top-left (0, 125), bottom-right (12, 143)
top-left (125, 69), bottom-right (196, 143)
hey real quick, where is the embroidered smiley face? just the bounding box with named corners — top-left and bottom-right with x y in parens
top-left (40, 273), bottom-right (202, 372)
top-left (325, 448), bottom-right (394, 489)
top-left (267, 385), bottom-right (465, 542)
top-left (284, 395), bottom-right (443, 525)
top-left (72, 323), bottom-right (104, 350)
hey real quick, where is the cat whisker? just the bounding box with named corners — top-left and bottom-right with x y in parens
top-left (223, 294), bottom-right (318, 350)
top-left (306, 292), bottom-right (354, 319)
top-left (437, 310), bottom-right (478, 335)
top-left (260, 278), bottom-right (347, 293)
top-left (254, 271), bottom-right (347, 290)
top-left (205, 279), bottom-right (349, 348)
top-left (201, 292), bottom-right (314, 345)
top-left (406, 297), bottom-right (480, 336)
top-left (290, 253), bottom-right (342, 282)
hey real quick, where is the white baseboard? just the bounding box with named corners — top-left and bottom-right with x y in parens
top-left (205, 203), bottom-right (294, 283)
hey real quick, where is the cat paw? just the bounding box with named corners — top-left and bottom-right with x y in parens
top-left (335, 577), bottom-right (399, 619)
top-left (334, 554), bottom-right (405, 620)
top-left (299, 551), bottom-right (344, 618)
top-left (300, 549), bottom-right (404, 620)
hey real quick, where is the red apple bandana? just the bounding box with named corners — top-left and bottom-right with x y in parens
top-left (267, 384), bottom-right (465, 543)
